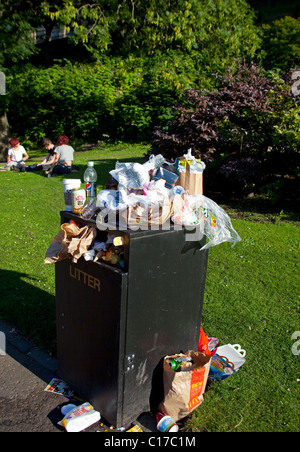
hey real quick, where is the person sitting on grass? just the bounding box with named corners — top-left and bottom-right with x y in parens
top-left (26, 138), bottom-right (57, 172)
top-left (45, 134), bottom-right (75, 177)
top-left (6, 138), bottom-right (29, 172)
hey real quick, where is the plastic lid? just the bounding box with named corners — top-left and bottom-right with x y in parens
top-left (87, 161), bottom-right (94, 167)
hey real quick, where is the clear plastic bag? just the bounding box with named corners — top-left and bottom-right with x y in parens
top-left (172, 194), bottom-right (241, 250)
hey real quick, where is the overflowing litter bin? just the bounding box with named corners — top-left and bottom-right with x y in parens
top-left (55, 210), bottom-right (209, 428)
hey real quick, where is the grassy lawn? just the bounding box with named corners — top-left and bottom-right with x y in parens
top-left (0, 143), bottom-right (299, 432)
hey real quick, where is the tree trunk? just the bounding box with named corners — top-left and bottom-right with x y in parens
top-left (0, 111), bottom-right (9, 162)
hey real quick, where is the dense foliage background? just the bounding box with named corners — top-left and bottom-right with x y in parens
top-left (0, 0), bottom-right (299, 197)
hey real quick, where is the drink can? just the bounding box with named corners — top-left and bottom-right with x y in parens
top-left (168, 356), bottom-right (193, 372)
top-left (168, 358), bottom-right (182, 372)
top-left (72, 188), bottom-right (86, 214)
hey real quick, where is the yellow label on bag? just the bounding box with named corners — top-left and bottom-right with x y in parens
top-left (179, 159), bottom-right (202, 167)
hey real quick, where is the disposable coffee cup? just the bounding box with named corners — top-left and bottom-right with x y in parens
top-left (156, 413), bottom-right (179, 432)
top-left (63, 179), bottom-right (81, 211)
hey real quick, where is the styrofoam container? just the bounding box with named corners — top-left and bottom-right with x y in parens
top-left (216, 344), bottom-right (246, 370)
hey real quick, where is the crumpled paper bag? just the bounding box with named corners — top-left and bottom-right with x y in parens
top-left (44, 223), bottom-right (97, 264)
top-left (121, 196), bottom-right (174, 229)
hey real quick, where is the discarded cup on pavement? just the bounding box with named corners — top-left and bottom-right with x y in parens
top-left (156, 412), bottom-right (179, 432)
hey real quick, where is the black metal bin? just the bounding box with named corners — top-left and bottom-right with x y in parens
top-left (55, 211), bottom-right (208, 428)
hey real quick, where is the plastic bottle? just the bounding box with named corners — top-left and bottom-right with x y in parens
top-left (84, 161), bottom-right (97, 200)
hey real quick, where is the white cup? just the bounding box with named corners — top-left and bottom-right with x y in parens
top-left (62, 179), bottom-right (81, 211)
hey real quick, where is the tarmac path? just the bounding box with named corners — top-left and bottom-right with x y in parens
top-left (0, 321), bottom-right (155, 433)
top-left (0, 324), bottom-right (68, 432)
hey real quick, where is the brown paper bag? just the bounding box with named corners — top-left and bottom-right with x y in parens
top-left (44, 223), bottom-right (97, 264)
top-left (121, 197), bottom-right (173, 229)
top-left (176, 160), bottom-right (203, 195)
top-left (158, 351), bottom-right (211, 422)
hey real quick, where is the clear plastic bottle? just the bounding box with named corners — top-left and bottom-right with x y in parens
top-left (84, 161), bottom-right (97, 199)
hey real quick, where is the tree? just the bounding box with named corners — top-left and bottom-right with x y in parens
top-left (0, 0), bottom-right (52, 159)
top-left (0, 0), bottom-right (52, 68)
top-left (43, 0), bottom-right (261, 66)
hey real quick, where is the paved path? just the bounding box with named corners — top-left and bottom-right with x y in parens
top-left (0, 321), bottom-right (156, 432)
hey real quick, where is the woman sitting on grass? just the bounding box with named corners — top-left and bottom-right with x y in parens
top-left (6, 138), bottom-right (29, 172)
top-left (45, 135), bottom-right (75, 177)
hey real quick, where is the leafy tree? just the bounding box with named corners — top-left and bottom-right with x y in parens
top-left (43, 0), bottom-right (261, 66)
top-left (0, 0), bottom-right (53, 68)
top-left (150, 61), bottom-right (300, 188)
top-left (5, 62), bottom-right (117, 143)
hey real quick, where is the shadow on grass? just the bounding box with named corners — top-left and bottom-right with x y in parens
top-left (0, 269), bottom-right (56, 355)
top-left (205, 175), bottom-right (300, 224)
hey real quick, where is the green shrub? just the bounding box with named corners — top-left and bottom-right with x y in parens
top-left (261, 16), bottom-right (300, 71)
top-left (6, 62), bottom-right (117, 142)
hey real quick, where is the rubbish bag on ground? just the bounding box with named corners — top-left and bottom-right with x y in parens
top-left (158, 350), bottom-right (211, 422)
top-left (209, 354), bottom-right (236, 381)
top-left (58, 402), bottom-right (100, 432)
top-left (198, 324), bottom-right (218, 356)
top-left (209, 344), bottom-right (246, 381)
top-left (215, 344), bottom-right (246, 370)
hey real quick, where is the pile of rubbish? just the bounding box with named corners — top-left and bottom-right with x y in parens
top-left (42, 150), bottom-right (245, 432)
top-left (45, 149), bottom-right (241, 266)
top-left (44, 326), bottom-right (246, 433)
top-left (90, 150), bottom-right (241, 251)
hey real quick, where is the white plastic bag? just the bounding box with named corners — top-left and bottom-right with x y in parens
top-left (177, 149), bottom-right (206, 174)
top-left (58, 402), bottom-right (101, 432)
top-left (110, 161), bottom-right (150, 190)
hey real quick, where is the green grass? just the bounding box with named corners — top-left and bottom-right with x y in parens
top-left (186, 220), bottom-right (300, 432)
top-left (0, 142), bottom-right (299, 432)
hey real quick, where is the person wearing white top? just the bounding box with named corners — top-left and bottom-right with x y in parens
top-left (6, 138), bottom-right (29, 171)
